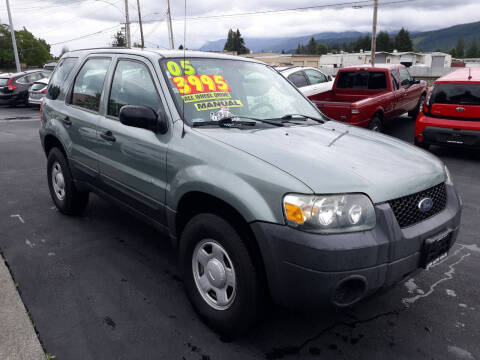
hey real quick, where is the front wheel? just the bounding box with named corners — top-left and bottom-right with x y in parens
top-left (179, 213), bottom-right (263, 336)
top-left (409, 95), bottom-right (425, 119)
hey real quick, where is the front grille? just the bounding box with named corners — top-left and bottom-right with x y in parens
top-left (388, 183), bottom-right (447, 228)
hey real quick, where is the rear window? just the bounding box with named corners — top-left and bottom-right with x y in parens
top-left (0, 78), bottom-right (8, 86)
top-left (336, 71), bottom-right (387, 90)
top-left (431, 83), bottom-right (480, 106)
top-left (31, 82), bottom-right (47, 91)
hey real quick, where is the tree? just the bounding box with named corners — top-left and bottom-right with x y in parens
top-left (223, 28), bottom-right (249, 54)
top-left (0, 24), bottom-right (51, 68)
top-left (394, 28), bottom-right (413, 52)
top-left (455, 36), bottom-right (465, 58)
top-left (178, 44), bottom-right (184, 50)
top-left (306, 37), bottom-right (317, 54)
top-left (316, 43), bottom-right (328, 55)
top-left (466, 39), bottom-right (478, 58)
top-left (448, 48), bottom-right (457, 58)
top-left (112, 30), bottom-right (126, 47)
top-left (376, 31), bottom-right (392, 52)
top-left (295, 44), bottom-right (306, 54)
top-left (353, 35), bottom-right (371, 52)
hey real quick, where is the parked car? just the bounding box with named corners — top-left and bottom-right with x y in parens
top-left (313, 64), bottom-right (428, 132)
top-left (40, 49), bottom-right (461, 336)
top-left (28, 77), bottom-right (50, 106)
top-left (278, 66), bottom-right (334, 98)
top-left (415, 68), bottom-right (480, 149)
top-left (0, 70), bottom-right (52, 106)
top-left (43, 61), bottom-right (58, 72)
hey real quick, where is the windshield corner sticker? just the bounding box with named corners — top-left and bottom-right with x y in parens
top-left (194, 99), bottom-right (243, 111)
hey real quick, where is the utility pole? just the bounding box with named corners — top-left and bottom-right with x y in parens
top-left (6, 0), bottom-right (21, 72)
top-left (124, 0), bottom-right (131, 47)
top-left (166, 0), bottom-right (174, 49)
top-left (370, 0), bottom-right (378, 66)
top-left (136, 0), bottom-right (144, 48)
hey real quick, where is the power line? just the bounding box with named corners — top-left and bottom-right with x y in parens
top-left (50, 24), bottom-right (121, 45)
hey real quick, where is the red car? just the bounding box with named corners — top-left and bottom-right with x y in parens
top-left (415, 68), bottom-right (480, 150)
top-left (314, 64), bottom-right (427, 132)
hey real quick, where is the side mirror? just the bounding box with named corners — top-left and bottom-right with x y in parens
top-left (412, 78), bottom-right (420, 85)
top-left (119, 105), bottom-right (168, 134)
top-left (327, 75), bottom-right (333, 81)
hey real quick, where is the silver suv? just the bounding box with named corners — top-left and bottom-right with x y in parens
top-left (40, 49), bottom-right (462, 336)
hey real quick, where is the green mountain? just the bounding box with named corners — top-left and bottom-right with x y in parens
top-left (412, 21), bottom-right (480, 52)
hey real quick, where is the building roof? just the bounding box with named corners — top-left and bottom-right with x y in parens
top-left (436, 68), bottom-right (480, 83)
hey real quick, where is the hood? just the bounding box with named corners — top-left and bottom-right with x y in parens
top-left (195, 121), bottom-right (445, 203)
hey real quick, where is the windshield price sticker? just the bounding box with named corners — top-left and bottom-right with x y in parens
top-left (194, 99), bottom-right (243, 111)
top-left (166, 60), bottom-right (196, 76)
top-left (183, 92), bottom-right (231, 103)
top-left (172, 75), bottom-right (231, 95)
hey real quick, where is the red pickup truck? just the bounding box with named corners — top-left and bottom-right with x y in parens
top-left (415, 68), bottom-right (480, 149)
top-left (312, 64), bottom-right (427, 132)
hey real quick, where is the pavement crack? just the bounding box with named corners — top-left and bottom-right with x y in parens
top-left (265, 307), bottom-right (405, 359)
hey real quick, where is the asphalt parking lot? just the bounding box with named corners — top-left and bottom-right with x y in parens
top-left (0, 106), bottom-right (479, 360)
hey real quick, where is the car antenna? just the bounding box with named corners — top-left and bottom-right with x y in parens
top-left (181, 0), bottom-right (187, 138)
top-left (468, 67), bottom-right (472, 80)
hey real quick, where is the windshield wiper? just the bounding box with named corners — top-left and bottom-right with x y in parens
top-left (192, 116), bottom-right (285, 128)
top-left (280, 114), bottom-right (326, 124)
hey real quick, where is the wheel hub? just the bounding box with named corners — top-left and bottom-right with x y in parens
top-left (206, 259), bottom-right (226, 288)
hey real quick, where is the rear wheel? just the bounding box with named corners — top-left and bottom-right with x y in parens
top-left (368, 116), bottom-right (383, 132)
top-left (179, 213), bottom-right (263, 336)
top-left (409, 95), bottom-right (425, 119)
top-left (47, 148), bottom-right (89, 215)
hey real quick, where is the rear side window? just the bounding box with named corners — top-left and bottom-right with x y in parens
top-left (288, 72), bottom-right (309, 88)
top-left (0, 78), bottom-right (8, 86)
top-left (304, 69), bottom-right (327, 85)
top-left (71, 58), bottom-right (111, 112)
top-left (431, 84), bottom-right (480, 106)
top-left (108, 60), bottom-right (161, 117)
top-left (336, 71), bottom-right (387, 90)
top-left (31, 82), bottom-right (47, 91)
top-left (47, 57), bottom-right (78, 100)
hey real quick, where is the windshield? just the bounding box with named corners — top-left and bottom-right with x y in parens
top-left (431, 83), bottom-right (480, 106)
top-left (160, 58), bottom-right (323, 125)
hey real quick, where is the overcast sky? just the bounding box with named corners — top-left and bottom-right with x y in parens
top-left (0, 0), bottom-right (479, 55)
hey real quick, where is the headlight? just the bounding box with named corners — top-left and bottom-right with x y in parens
top-left (283, 193), bottom-right (376, 234)
top-left (445, 165), bottom-right (453, 185)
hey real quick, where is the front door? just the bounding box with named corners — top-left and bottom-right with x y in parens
top-left (96, 57), bottom-right (169, 224)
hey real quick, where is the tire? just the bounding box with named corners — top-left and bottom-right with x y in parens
top-left (368, 116), bottom-right (383, 132)
top-left (409, 95), bottom-right (425, 119)
top-left (414, 139), bottom-right (430, 150)
top-left (179, 213), bottom-right (263, 336)
top-left (47, 148), bottom-right (89, 215)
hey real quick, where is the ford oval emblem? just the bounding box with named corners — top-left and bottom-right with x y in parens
top-left (418, 198), bottom-right (434, 213)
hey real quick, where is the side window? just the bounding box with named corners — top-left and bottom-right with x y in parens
top-left (47, 57), bottom-right (79, 100)
top-left (28, 73), bottom-right (42, 83)
top-left (288, 71), bottom-right (309, 88)
top-left (304, 69), bottom-right (327, 85)
top-left (399, 68), bottom-right (412, 87)
top-left (71, 58), bottom-right (111, 112)
top-left (392, 71), bottom-right (400, 90)
top-left (108, 60), bottom-right (161, 117)
top-left (16, 75), bottom-right (29, 84)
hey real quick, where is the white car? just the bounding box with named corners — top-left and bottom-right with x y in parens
top-left (28, 77), bottom-right (49, 106)
top-left (278, 66), bottom-right (334, 98)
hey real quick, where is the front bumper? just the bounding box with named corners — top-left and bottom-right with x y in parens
top-left (251, 184), bottom-right (462, 309)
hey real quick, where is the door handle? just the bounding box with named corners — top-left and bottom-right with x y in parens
top-left (60, 116), bottom-right (72, 126)
top-left (100, 130), bottom-right (116, 142)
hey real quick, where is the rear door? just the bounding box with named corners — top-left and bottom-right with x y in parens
top-left (429, 83), bottom-right (480, 120)
top-left (303, 69), bottom-right (332, 98)
top-left (64, 56), bottom-right (113, 181)
top-left (287, 71), bottom-right (310, 93)
top-left (96, 55), bottom-right (169, 223)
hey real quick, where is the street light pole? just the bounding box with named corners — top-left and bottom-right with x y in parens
top-left (124, 0), bottom-right (131, 47)
top-left (6, 0), bottom-right (21, 72)
top-left (136, 0), bottom-right (144, 48)
top-left (370, 0), bottom-right (378, 66)
top-left (166, 0), bottom-right (174, 49)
